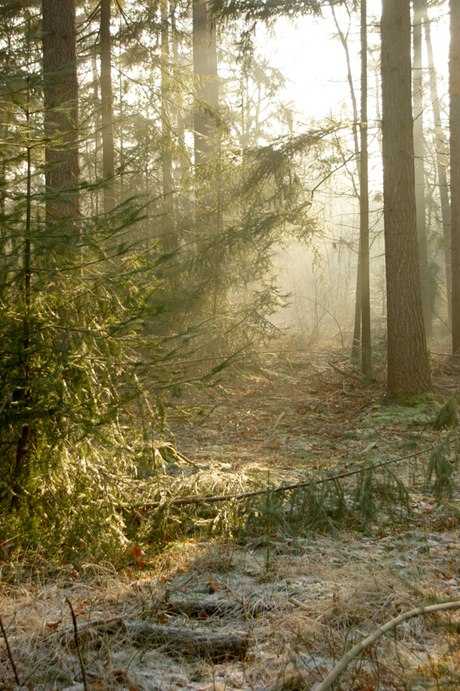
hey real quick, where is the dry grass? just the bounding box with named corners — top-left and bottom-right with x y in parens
top-left (1, 529), bottom-right (460, 690)
top-left (3, 345), bottom-right (460, 690)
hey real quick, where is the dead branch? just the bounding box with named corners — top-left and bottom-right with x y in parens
top-left (127, 622), bottom-right (249, 661)
top-left (164, 598), bottom-right (273, 618)
top-left (0, 612), bottom-right (21, 686)
top-left (134, 439), bottom-right (450, 511)
top-left (315, 600), bottom-right (460, 691)
top-left (60, 615), bottom-right (125, 646)
top-left (328, 361), bottom-right (363, 380)
top-left (60, 611), bottom-right (249, 662)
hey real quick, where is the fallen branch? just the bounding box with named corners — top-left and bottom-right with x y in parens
top-left (134, 439), bottom-right (450, 510)
top-left (61, 615), bottom-right (125, 646)
top-left (60, 613), bottom-right (249, 662)
top-left (0, 612), bottom-right (20, 686)
top-left (328, 361), bottom-right (363, 380)
top-left (315, 600), bottom-right (460, 691)
top-left (164, 598), bottom-right (273, 618)
top-left (127, 623), bottom-right (249, 662)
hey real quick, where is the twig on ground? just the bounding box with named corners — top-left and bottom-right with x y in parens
top-left (314, 600), bottom-right (460, 691)
top-left (66, 597), bottom-right (89, 691)
top-left (328, 361), bottom-right (363, 380)
top-left (0, 612), bottom-right (21, 686)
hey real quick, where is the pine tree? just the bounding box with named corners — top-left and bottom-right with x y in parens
top-left (450, 0), bottom-right (460, 354)
top-left (381, 0), bottom-right (432, 397)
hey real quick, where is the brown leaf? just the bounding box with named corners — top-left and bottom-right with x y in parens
top-left (46, 620), bottom-right (61, 630)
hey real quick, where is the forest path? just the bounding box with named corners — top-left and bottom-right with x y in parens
top-left (167, 343), bottom-right (446, 486)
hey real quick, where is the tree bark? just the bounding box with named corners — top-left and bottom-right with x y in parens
top-left (413, 0), bottom-right (432, 337)
top-left (360, 0), bottom-right (371, 375)
top-left (381, 0), bottom-right (432, 397)
top-left (450, 0), bottom-right (460, 354)
top-left (128, 623), bottom-right (249, 661)
top-left (422, 0), bottom-right (452, 329)
top-left (192, 0), bottom-right (221, 314)
top-left (100, 0), bottom-right (115, 214)
top-left (42, 0), bottom-right (80, 225)
top-left (193, 0), bottom-right (218, 169)
top-left (161, 0), bottom-right (175, 255)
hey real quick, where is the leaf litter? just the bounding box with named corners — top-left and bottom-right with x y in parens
top-left (2, 344), bottom-right (460, 689)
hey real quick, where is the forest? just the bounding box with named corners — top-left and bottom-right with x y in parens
top-left (1, 0), bottom-right (460, 688)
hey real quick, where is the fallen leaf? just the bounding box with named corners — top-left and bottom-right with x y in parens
top-left (46, 620), bottom-right (61, 630)
top-left (157, 612), bottom-right (172, 623)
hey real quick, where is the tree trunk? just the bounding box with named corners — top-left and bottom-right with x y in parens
top-left (92, 52), bottom-right (101, 217)
top-left (42, 0), bottom-right (80, 226)
top-left (100, 0), bottom-right (115, 214)
top-left (330, 2), bottom-right (371, 374)
top-left (351, 257), bottom-right (361, 363)
top-left (193, 0), bottom-right (218, 169)
top-left (360, 0), bottom-right (371, 376)
top-left (161, 0), bottom-right (175, 255)
top-left (422, 0), bottom-right (452, 328)
top-left (193, 0), bottom-right (221, 314)
top-left (450, 0), bottom-right (460, 354)
top-left (381, 0), bottom-right (432, 397)
top-left (413, 0), bottom-right (432, 337)
top-left (12, 90), bottom-right (33, 507)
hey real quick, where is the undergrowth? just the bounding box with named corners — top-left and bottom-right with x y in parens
top-left (1, 430), bottom-right (457, 575)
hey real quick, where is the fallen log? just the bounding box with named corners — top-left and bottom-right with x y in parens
top-left (127, 622), bottom-right (250, 662)
top-left (164, 600), bottom-right (241, 618)
top-left (60, 616), bottom-right (126, 646)
top-left (164, 598), bottom-right (273, 618)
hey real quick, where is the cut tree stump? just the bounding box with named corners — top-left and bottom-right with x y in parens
top-left (127, 622), bottom-right (250, 662)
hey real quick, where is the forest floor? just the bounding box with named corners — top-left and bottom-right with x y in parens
top-left (3, 340), bottom-right (460, 691)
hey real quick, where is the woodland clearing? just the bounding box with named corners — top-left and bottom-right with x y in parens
top-left (2, 340), bottom-right (460, 691)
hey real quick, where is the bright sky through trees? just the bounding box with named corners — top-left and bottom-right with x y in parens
top-left (254, 0), bottom-right (450, 125)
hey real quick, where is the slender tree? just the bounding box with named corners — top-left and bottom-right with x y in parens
top-left (450, 0), bottom-right (460, 353)
top-left (329, 3), bottom-right (361, 363)
top-left (381, 0), bottom-right (431, 397)
top-left (330, 1), bottom-right (371, 374)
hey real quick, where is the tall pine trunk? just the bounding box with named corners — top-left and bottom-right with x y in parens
top-left (413, 0), bottom-right (432, 337)
top-left (42, 0), bottom-right (80, 226)
top-left (381, 0), bottom-right (431, 397)
top-left (360, 0), bottom-right (371, 376)
top-left (161, 0), bottom-right (175, 255)
top-left (100, 0), bottom-right (115, 214)
top-left (422, 0), bottom-right (452, 328)
top-left (450, 0), bottom-right (460, 354)
top-left (193, 0), bottom-right (220, 314)
top-left (193, 0), bottom-right (218, 170)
